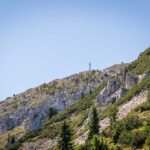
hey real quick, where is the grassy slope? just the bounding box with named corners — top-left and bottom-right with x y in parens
top-left (126, 47), bottom-right (150, 75)
top-left (97, 48), bottom-right (150, 149)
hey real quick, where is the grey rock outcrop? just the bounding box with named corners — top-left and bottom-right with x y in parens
top-left (96, 79), bottom-right (120, 104)
top-left (0, 71), bottom-right (108, 134)
top-left (138, 74), bottom-right (149, 82)
top-left (117, 87), bottom-right (128, 99)
top-left (87, 110), bottom-right (92, 124)
top-left (125, 72), bottom-right (138, 89)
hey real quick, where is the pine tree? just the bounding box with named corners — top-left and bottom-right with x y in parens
top-left (88, 107), bottom-right (99, 139)
top-left (10, 135), bottom-right (15, 144)
top-left (59, 121), bottom-right (73, 150)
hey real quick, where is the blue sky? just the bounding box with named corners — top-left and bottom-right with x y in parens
top-left (0, 0), bottom-right (150, 100)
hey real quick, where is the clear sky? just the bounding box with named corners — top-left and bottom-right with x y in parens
top-left (0, 0), bottom-right (150, 100)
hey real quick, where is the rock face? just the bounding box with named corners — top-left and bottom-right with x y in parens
top-left (96, 79), bottom-right (121, 104)
top-left (96, 71), bottom-right (150, 106)
top-left (96, 72), bottom-right (137, 105)
top-left (87, 110), bottom-right (92, 124)
top-left (117, 87), bottom-right (128, 99)
top-left (0, 65), bottom-right (128, 135)
top-left (125, 72), bottom-right (138, 89)
top-left (0, 71), bottom-right (107, 134)
top-left (138, 74), bottom-right (149, 82)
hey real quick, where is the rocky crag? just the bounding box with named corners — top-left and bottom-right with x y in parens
top-left (0, 66), bottom-right (126, 135)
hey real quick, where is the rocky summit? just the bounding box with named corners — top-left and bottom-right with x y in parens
top-left (0, 48), bottom-right (150, 150)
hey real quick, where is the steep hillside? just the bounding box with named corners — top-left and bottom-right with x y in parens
top-left (0, 48), bottom-right (150, 150)
top-left (0, 64), bottom-right (127, 149)
top-left (0, 71), bottom-right (106, 133)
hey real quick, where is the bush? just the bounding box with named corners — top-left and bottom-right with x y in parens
top-left (134, 102), bottom-right (150, 112)
top-left (118, 125), bottom-right (150, 148)
top-left (48, 107), bottom-right (57, 119)
top-left (111, 115), bottom-right (142, 143)
top-left (125, 48), bottom-right (150, 75)
top-left (145, 136), bottom-right (150, 146)
top-left (90, 136), bottom-right (109, 150)
top-left (109, 105), bottom-right (118, 126)
top-left (118, 130), bottom-right (147, 147)
top-left (130, 130), bottom-right (147, 147)
top-left (79, 136), bottom-right (109, 150)
top-left (140, 47), bottom-right (150, 56)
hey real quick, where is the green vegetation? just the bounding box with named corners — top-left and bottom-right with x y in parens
top-left (134, 101), bottom-right (150, 112)
top-left (3, 48), bottom-right (150, 149)
top-left (100, 78), bottom-right (150, 122)
top-left (140, 47), bottom-right (150, 56)
top-left (48, 107), bottom-right (58, 119)
top-left (77, 136), bottom-right (109, 150)
top-left (125, 47), bottom-right (150, 75)
top-left (88, 107), bottom-right (99, 139)
top-left (46, 83), bottom-right (106, 125)
top-left (7, 83), bottom-right (105, 149)
top-left (101, 108), bottom-right (150, 149)
top-left (78, 106), bottom-right (108, 150)
top-left (145, 136), bottom-right (150, 147)
top-left (58, 121), bottom-right (73, 150)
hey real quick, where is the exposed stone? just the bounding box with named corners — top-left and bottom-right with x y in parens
top-left (87, 110), bottom-right (92, 124)
top-left (96, 79), bottom-right (120, 105)
top-left (138, 74), bottom-right (149, 82)
top-left (0, 70), bottom-right (108, 134)
top-left (117, 87), bottom-right (128, 99)
top-left (125, 72), bottom-right (138, 89)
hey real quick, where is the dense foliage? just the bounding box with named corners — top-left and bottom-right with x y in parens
top-left (88, 107), bottom-right (99, 139)
top-left (48, 107), bottom-right (58, 119)
top-left (77, 136), bottom-right (108, 150)
top-left (58, 121), bottom-right (73, 150)
top-left (125, 47), bottom-right (150, 74)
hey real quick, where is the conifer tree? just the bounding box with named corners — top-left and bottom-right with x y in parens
top-left (88, 107), bottom-right (99, 139)
top-left (10, 135), bottom-right (15, 144)
top-left (59, 121), bottom-right (73, 150)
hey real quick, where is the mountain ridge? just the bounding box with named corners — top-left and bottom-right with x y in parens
top-left (0, 48), bottom-right (150, 150)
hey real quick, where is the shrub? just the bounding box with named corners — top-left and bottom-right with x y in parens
top-left (118, 131), bottom-right (132, 146)
top-left (140, 47), bottom-right (150, 56)
top-left (79, 136), bottom-right (109, 150)
top-left (90, 136), bottom-right (109, 150)
top-left (145, 136), bottom-right (150, 146)
top-left (134, 102), bottom-right (150, 112)
top-left (109, 105), bottom-right (118, 126)
top-left (125, 48), bottom-right (150, 75)
top-left (130, 130), bottom-right (147, 147)
top-left (48, 107), bottom-right (58, 119)
top-left (118, 126), bottom-right (150, 148)
top-left (111, 115), bottom-right (142, 143)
